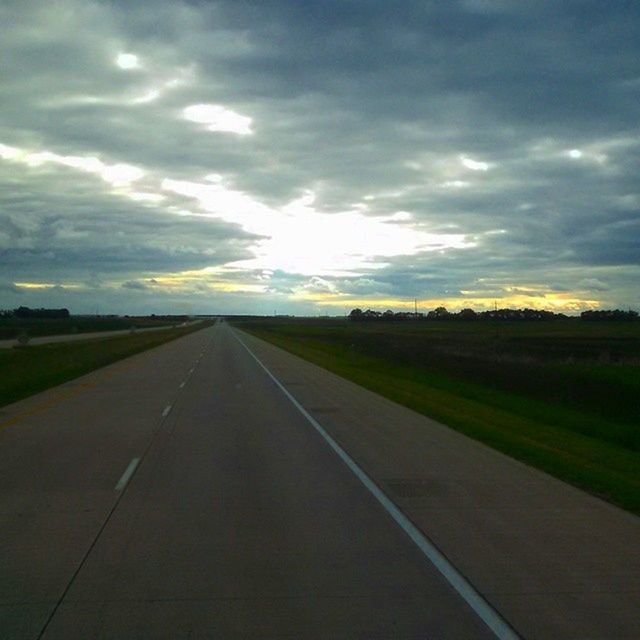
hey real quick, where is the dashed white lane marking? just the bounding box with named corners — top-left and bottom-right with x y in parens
top-left (179, 382), bottom-right (186, 389)
top-left (232, 329), bottom-right (521, 640)
top-left (162, 404), bottom-right (172, 417)
top-left (115, 458), bottom-right (140, 492)
top-left (189, 368), bottom-right (194, 374)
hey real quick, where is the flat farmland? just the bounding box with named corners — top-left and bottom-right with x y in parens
top-left (0, 315), bottom-right (178, 340)
top-left (237, 318), bottom-right (640, 514)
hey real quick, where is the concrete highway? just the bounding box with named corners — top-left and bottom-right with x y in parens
top-left (1, 321), bottom-right (638, 638)
top-left (0, 321), bottom-right (201, 349)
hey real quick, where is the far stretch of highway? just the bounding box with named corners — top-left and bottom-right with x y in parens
top-left (0, 321), bottom-right (202, 349)
top-left (1, 321), bottom-right (638, 638)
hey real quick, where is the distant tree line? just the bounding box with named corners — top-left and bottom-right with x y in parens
top-left (580, 309), bottom-right (638, 321)
top-left (348, 307), bottom-right (638, 322)
top-left (2, 306), bottom-right (70, 319)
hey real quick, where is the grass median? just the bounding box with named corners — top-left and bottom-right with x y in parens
top-left (0, 315), bottom-right (179, 340)
top-left (0, 321), bottom-right (212, 409)
top-left (237, 319), bottom-right (640, 515)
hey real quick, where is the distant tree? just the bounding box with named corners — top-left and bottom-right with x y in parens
top-left (457, 308), bottom-right (477, 321)
top-left (427, 306), bottom-right (450, 320)
top-left (349, 308), bottom-right (363, 320)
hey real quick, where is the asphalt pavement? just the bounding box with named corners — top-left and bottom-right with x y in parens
top-left (0, 321), bottom-right (638, 639)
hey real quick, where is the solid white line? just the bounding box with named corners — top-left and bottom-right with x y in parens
top-left (115, 457), bottom-right (140, 491)
top-left (232, 330), bottom-right (521, 640)
top-left (162, 404), bottom-right (172, 417)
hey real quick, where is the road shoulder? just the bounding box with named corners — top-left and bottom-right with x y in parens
top-left (236, 328), bottom-right (640, 640)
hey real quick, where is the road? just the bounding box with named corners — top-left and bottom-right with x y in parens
top-left (0, 322), bottom-right (638, 639)
top-left (0, 321), bottom-right (201, 349)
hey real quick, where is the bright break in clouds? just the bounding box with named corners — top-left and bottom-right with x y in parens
top-left (1, 1), bottom-right (639, 315)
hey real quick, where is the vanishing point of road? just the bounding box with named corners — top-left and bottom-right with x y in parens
top-left (1, 322), bottom-right (638, 638)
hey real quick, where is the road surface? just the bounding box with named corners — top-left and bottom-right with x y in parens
top-left (0, 322), bottom-right (638, 638)
top-left (0, 321), bottom-right (201, 349)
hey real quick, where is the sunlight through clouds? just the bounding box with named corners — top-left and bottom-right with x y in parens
top-left (116, 53), bottom-right (140, 70)
top-left (563, 147), bottom-right (608, 164)
top-left (0, 143), bottom-right (21, 160)
top-left (460, 156), bottom-right (491, 171)
top-left (0, 142), bottom-right (144, 187)
top-left (161, 179), bottom-right (474, 276)
top-left (442, 180), bottom-right (470, 188)
top-left (2, 1), bottom-right (638, 314)
top-left (132, 89), bottom-right (161, 104)
top-left (182, 104), bottom-right (253, 135)
top-left (100, 164), bottom-right (145, 186)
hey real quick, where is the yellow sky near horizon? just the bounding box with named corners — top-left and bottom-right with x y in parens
top-left (294, 292), bottom-right (601, 312)
top-left (13, 278), bottom-right (602, 313)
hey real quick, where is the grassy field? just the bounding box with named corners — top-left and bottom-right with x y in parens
top-left (0, 315), bottom-right (181, 340)
top-left (0, 321), bottom-right (212, 409)
top-left (236, 318), bottom-right (640, 514)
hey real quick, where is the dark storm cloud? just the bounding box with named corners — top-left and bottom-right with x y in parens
top-left (0, 0), bottom-right (638, 312)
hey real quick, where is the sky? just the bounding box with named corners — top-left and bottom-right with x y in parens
top-left (1, 0), bottom-right (639, 316)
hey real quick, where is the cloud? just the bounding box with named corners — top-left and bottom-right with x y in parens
top-left (121, 280), bottom-right (148, 290)
top-left (300, 277), bottom-right (336, 294)
top-left (0, 156), bottom-right (259, 287)
top-left (116, 53), bottom-right (141, 70)
top-left (0, 282), bottom-right (23, 296)
top-left (579, 278), bottom-right (609, 292)
top-left (460, 156), bottom-right (492, 171)
top-left (0, 143), bottom-right (145, 187)
top-left (0, 0), bottom-right (638, 314)
top-left (182, 104), bottom-right (253, 135)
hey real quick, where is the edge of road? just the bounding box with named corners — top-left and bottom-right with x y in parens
top-left (231, 325), bottom-right (522, 640)
top-left (0, 322), bottom-right (215, 431)
top-left (229, 322), bottom-right (640, 640)
top-left (0, 320), bottom-right (203, 350)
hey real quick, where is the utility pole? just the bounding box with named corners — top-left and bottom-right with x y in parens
top-left (494, 300), bottom-right (499, 360)
top-left (414, 298), bottom-right (418, 316)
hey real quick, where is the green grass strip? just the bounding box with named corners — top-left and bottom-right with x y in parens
top-left (0, 322), bottom-right (211, 409)
top-left (242, 327), bottom-right (640, 515)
